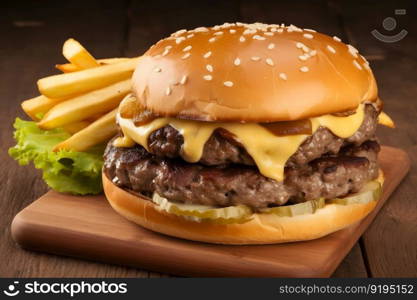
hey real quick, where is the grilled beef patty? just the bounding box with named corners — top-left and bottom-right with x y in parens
top-left (146, 104), bottom-right (378, 167)
top-left (104, 140), bottom-right (380, 211)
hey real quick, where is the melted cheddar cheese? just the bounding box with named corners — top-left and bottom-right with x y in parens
top-left (115, 98), bottom-right (372, 182)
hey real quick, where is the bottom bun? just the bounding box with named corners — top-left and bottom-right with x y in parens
top-left (102, 171), bottom-right (383, 245)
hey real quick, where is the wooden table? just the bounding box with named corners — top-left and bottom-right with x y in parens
top-left (0, 0), bottom-right (416, 277)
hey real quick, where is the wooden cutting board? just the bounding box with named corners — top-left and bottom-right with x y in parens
top-left (11, 146), bottom-right (410, 277)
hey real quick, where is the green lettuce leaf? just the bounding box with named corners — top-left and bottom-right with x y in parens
top-left (8, 118), bottom-right (104, 195)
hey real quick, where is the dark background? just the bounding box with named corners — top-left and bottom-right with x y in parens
top-left (0, 0), bottom-right (416, 277)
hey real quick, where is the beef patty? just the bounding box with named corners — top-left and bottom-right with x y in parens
top-left (147, 104), bottom-right (378, 167)
top-left (104, 140), bottom-right (380, 211)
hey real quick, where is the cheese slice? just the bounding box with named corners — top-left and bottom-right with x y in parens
top-left (116, 101), bottom-right (366, 182)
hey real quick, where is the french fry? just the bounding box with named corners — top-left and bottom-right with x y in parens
top-left (21, 95), bottom-right (68, 120)
top-left (63, 38), bottom-right (100, 68)
top-left (55, 63), bottom-right (80, 73)
top-left (86, 112), bottom-right (105, 122)
top-left (98, 57), bottom-right (130, 65)
top-left (38, 79), bottom-right (131, 129)
top-left (53, 109), bottom-right (117, 152)
top-left (62, 121), bottom-right (91, 134)
top-left (55, 58), bottom-right (131, 73)
top-left (38, 57), bottom-right (140, 98)
top-left (378, 111), bottom-right (395, 128)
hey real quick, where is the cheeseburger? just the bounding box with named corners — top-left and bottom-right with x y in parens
top-left (102, 23), bottom-right (394, 244)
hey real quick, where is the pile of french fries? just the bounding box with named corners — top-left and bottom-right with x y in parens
top-left (21, 38), bottom-right (141, 152)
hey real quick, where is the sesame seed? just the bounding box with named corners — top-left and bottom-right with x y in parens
top-left (253, 35), bottom-right (266, 40)
top-left (175, 37), bottom-right (186, 44)
top-left (299, 55), bottom-right (308, 61)
top-left (327, 45), bottom-right (336, 53)
top-left (243, 29), bottom-right (256, 35)
top-left (287, 27), bottom-right (294, 33)
top-left (251, 56), bottom-right (261, 61)
top-left (264, 32), bottom-right (274, 36)
top-left (183, 45), bottom-right (192, 52)
top-left (173, 29), bottom-right (187, 36)
top-left (181, 53), bottom-right (191, 59)
top-left (277, 28), bottom-right (283, 33)
top-left (165, 45), bottom-right (173, 50)
top-left (194, 27), bottom-right (208, 32)
top-left (304, 28), bottom-right (316, 32)
top-left (206, 64), bottom-right (213, 72)
top-left (266, 58), bottom-right (274, 66)
top-left (187, 34), bottom-right (194, 39)
top-left (223, 81), bottom-right (233, 87)
top-left (229, 29), bottom-right (236, 34)
top-left (333, 36), bottom-right (341, 42)
top-left (154, 67), bottom-right (161, 72)
top-left (267, 43), bottom-right (275, 50)
top-left (180, 75), bottom-right (187, 85)
top-left (363, 62), bottom-right (371, 70)
top-left (271, 27), bottom-right (277, 32)
top-left (279, 73), bottom-right (287, 80)
top-left (360, 55), bottom-right (371, 69)
top-left (347, 44), bottom-right (359, 58)
top-left (310, 50), bottom-right (317, 56)
top-left (239, 36), bottom-right (246, 42)
top-left (353, 60), bottom-right (362, 70)
top-left (300, 66), bottom-right (309, 72)
top-left (203, 75), bottom-right (212, 81)
top-left (289, 24), bottom-right (303, 32)
top-left (203, 51), bottom-right (212, 58)
top-left (234, 58), bottom-right (241, 66)
top-left (296, 42), bottom-right (304, 49)
top-left (296, 42), bottom-right (309, 52)
top-left (303, 33), bottom-right (314, 39)
top-left (166, 87), bottom-right (171, 95)
top-left (209, 37), bottom-right (216, 43)
top-left (213, 31), bottom-right (223, 36)
top-left (162, 49), bottom-right (170, 56)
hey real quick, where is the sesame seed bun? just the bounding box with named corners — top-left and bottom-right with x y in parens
top-left (103, 171), bottom-right (384, 245)
top-left (132, 23), bottom-right (378, 122)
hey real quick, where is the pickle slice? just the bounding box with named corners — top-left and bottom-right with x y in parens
top-left (261, 179), bottom-right (381, 216)
top-left (152, 193), bottom-right (253, 224)
top-left (327, 181), bottom-right (382, 205)
top-left (260, 198), bottom-right (325, 217)
top-left (151, 179), bottom-right (382, 223)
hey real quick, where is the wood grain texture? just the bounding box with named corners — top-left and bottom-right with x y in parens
top-left (332, 244), bottom-right (368, 278)
top-left (240, 0), bottom-right (345, 38)
top-left (335, 0), bottom-right (417, 277)
top-left (11, 147), bottom-right (409, 277)
top-left (0, 0), bottom-right (151, 278)
top-left (237, 0), bottom-right (370, 277)
top-left (1, 0), bottom-right (416, 277)
top-left (125, 0), bottom-right (240, 57)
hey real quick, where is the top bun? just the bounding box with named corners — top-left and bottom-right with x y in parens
top-left (132, 23), bottom-right (378, 122)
